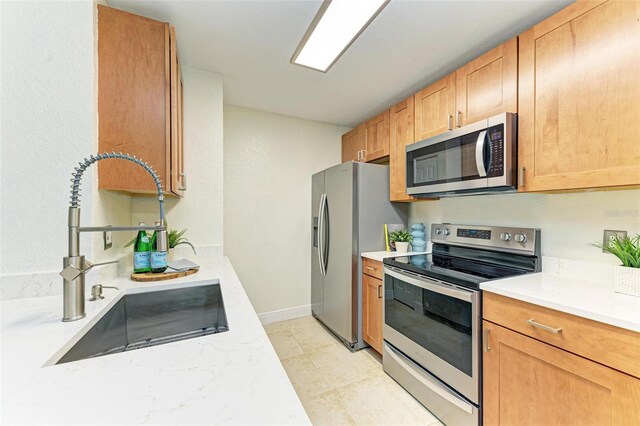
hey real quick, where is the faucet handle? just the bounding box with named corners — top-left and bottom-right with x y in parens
top-left (60, 259), bottom-right (120, 282)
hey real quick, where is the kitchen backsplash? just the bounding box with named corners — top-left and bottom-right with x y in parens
top-left (408, 189), bottom-right (640, 265)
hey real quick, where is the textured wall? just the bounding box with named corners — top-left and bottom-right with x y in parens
top-left (224, 106), bottom-right (349, 314)
top-left (132, 67), bottom-right (224, 250)
top-left (1, 1), bottom-right (95, 275)
top-left (408, 189), bottom-right (640, 264)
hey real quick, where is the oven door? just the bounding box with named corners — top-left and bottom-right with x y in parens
top-left (383, 266), bottom-right (480, 403)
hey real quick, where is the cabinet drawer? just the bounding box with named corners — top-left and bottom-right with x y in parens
top-left (362, 258), bottom-right (383, 280)
top-left (483, 292), bottom-right (640, 378)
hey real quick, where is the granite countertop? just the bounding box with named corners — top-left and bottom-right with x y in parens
top-left (1, 255), bottom-right (310, 425)
top-left (481, 270), bottom-right (640, 332)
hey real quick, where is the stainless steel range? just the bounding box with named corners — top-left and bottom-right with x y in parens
top-left (382, 223), bottom-right (541, 426)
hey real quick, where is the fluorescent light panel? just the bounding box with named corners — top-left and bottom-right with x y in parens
top-left (292, 0), bottom-right (389, 72)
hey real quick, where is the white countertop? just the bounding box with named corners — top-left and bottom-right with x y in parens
top-left (1, 255), bottom-right (310, 425)
top-left (361, 251), bottom-right (430, 262)
top-left (481, 272), bottom-right (640, 332)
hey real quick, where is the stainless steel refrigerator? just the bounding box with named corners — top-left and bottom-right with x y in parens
top-left (311, 162), bottom-right (407, 351)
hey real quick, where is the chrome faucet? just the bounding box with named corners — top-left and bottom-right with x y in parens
top-left (59, 152), bottom-right (168, 322)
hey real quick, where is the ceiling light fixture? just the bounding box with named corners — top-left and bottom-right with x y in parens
top-left (291, 0), bottom-right (389, 73)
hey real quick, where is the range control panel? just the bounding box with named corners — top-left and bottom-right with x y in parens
top-left (431, 223), bottom-right (539, 256)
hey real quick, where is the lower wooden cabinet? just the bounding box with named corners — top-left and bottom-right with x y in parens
top-left (483, 320), bottom-right (640, 426)
top-left (362, 260), bottom-right (383, 354)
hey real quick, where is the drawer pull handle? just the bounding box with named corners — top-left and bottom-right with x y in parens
top-left (366, 266), bottom-right (376, 271)
top-left (378, 285), bottom-right (382, 299)
top-left (527, 319), bottom-right (562, 334)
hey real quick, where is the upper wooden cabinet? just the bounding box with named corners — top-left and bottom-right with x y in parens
top-left (455, 38), bottom-right (518, 127)
top-left (389, 97), bottom-right (415, 202)
top-left (341, 125), bottom-right (365, 163)
top-left (518, 0), bottom-right (640, 192)
top-left (97, 5), bottom-right (185, 197)
top-left (364, 110), bottom-right (390, 162)
top-left (414, 73), bottom-right (456, 141)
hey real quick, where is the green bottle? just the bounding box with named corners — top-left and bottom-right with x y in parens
top-left (133, 222), bottom-right (151, 273)
top-left (150, 220), bottom-right (168, 273)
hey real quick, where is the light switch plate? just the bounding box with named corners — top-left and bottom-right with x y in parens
top-left (103, 229), bottom-right (113, 250)
top-left (603, 230), bottom-right (627, 252)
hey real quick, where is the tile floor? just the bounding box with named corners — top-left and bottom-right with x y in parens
top-left (264, 316), bottom-right (442, 426)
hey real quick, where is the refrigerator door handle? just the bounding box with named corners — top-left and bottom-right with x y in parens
top-left (317, 193), bottom-right (326, 276)
top-left (320, 193), bottom-right (329, 275)
top-left (322, 193), bottom-right (329, 273)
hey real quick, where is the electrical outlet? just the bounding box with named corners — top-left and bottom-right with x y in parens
top-left (103, 229), bottom-right (113, 250)
top-left (603, 230), bottom-right (627, 251)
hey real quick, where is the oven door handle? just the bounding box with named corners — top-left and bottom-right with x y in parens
top-left (475, 130), bottom-right (488, 177)
top-left (385, 343), bottom-right (474, 414)
top-left (384, 267), bottom-right (474, 303)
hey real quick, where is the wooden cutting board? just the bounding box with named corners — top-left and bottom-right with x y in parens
top-left (130, 268), bottom-right (198, 282)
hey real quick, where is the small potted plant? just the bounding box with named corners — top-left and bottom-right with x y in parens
top-left (390, 229), bottom-right (413, 253)
top-left (591, 234), bottom-right (640, 297)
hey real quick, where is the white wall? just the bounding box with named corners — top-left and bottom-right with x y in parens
top-left (1, 0), bottom-right (95, 275)
top-left (408, 190), bottom-right (640, 264)
top-left (132, 67), bottom-right (224, 249)
top-left (224, 105), bottom-right (349, 314)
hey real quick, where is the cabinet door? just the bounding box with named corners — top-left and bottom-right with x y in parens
top-left (170, 26), bottom-right (185, 197)
top-left (518, 0), bottom-right (640, 191)
top-left (455, 37), bottom-right (517, 127)
top-left (97, 5), bottom-right (171, 194)
top-left (364, 110), bottom-right (390, 162)
top-left (414, 73), bottom-right (456, 141)
top-left (483, 320), bottom-right (640, 426)
top-left (341, 125), bottom-right (365, 162)
top-left (389, 97), bottom-right (416, 202)
top-left (362, 273), bottom-right (383, 354)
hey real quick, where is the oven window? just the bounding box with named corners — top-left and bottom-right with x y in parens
top-left (384, 274), bottom-right (472, 376)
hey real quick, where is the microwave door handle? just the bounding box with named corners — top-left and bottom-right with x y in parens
top-left (475, 130), bottom-right (488, 177)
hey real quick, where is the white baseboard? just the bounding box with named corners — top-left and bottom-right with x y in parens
top-left (258, 304), bottom-right (312, 325)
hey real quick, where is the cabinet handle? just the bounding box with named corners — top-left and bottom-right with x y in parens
top-left (527, 319), bottom-right (562, 334)
top-left (366, 266), bottom-right (375, 271)
top-left (456, 111), bottom-right (462, 128)
top-left (362, 149), bottom-right (367, 162)
top-left (357, 150), bottom-right (363, 162)
top-left (447, 114), bottom-right (453, 131)
top-left (483, 328), bottom-right (490, 352)
top-left (519, 167), bottom-right (525, 188)
top-left (180, 172), bottom-right (187, 191)
top-left (377, 285), bottom-right (382, 299)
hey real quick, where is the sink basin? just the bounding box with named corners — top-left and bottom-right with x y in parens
top-left (56, 283), bottom-right (228, 364)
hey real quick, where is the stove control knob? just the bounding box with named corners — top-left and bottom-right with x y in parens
top-left (443, 229), bottom-right (450, 236)
top-left (434, 228), bottom-right (442, 235)
top-left (500, 232), bottom-right (512, 241)
top-left (515, 233), bottom-right (527, 243)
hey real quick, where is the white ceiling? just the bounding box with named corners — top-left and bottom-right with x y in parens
top-left (110, 0), bottom-right (572, 127)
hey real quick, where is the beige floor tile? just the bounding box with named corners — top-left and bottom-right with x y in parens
top-left (267, 329), bottom-right (304, 360)
top-left (301, 391), bottom-right (356, 426)
top-left (281, 354), bottom-right (335, 399)
top-left (265, 316), bottom-right (443, 426)
top-left (336, 374), bottom-right (440, 426)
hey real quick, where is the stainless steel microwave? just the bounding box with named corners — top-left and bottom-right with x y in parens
top-left (406, 113), bottom-right (517, 198)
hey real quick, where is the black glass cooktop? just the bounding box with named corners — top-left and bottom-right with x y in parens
top-left (383, 244), bottom-right (539, 290)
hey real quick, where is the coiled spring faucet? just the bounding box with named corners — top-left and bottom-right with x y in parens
top-left (59, 152), bottom-right (168, 322)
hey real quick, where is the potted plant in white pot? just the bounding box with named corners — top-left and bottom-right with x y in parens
top-left (390, 229), bottom-right (413, 253)
top-left (592, 234), bottom-right (640, 297)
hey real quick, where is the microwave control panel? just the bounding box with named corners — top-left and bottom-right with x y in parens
top-left (487, 124), bottom-right (504, 178)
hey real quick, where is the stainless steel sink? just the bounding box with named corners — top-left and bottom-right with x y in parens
top-left (56, 283), bottom-right (228, 364)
